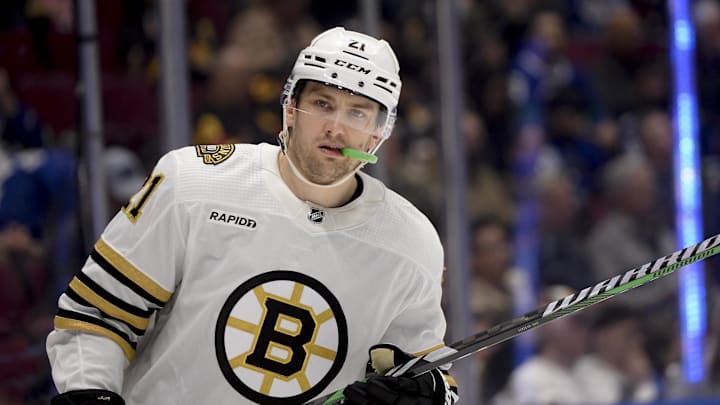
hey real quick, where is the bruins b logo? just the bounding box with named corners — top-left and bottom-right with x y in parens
top-left (195, 144), bottom-right (235, 165)
top-left (215, 271), bottom-right (347, 404)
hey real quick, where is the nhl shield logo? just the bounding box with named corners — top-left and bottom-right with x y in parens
top-left (195, 144), bottom-right (236, 165)
top-left (307, 208), bottom-right (325, 224)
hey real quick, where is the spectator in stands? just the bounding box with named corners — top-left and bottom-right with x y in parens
top-left (586, 153), bottom-right (676, 309)
top-left (566, 0), bottom-right (631, 34)
top-left (693, 2), bottom-right (720, 278)
top-left (637, 109), bottom-right (674, 228)
top-left (469, 69), bottom-right (515, 172)
top-left (119, 0), bottom-right (159, 80)
top-left (389, 136), bottom-right (444, 225)
top-left (509, 9), bottom-right (615, 199)
top-left (193, 5), bottom-right (293, 144)
top-left (589, 6), bottom-right (663, 117)
top-left (486, 0), bottom-right (540, 57)
top-left (0, 221), bottom-right (52, 404)
top-left (509, 10), bottom-right (601, 128)
top-left (469, 217), bottom-right (525, 323)
top-left (224, 5), bottom-right (287, 72)
top-left (492, 285), bottom-right (591, 405)
top-left (188, 17), bottom-right (219, 82)
top-left (635, 59), bottom-right (669, 113)
top-left (472, 310), bottom-right (514, 404)
top-left (465, 109), bottom-right (516, 224)
top-left (0, 144), bottom-right (78, 296)
top-left (0, 64), bottom-right (78, 362)
top-left (0, 146), bottom-right (73, 403)
top-left (694, 0), bottom-right (720, 134)
top-left (0, 68), bottom-right (45, 149)
top-left (264, 0), bottom-right (320, 57)
top-left (543, 86), bottom-right (618, 195)
top-left (193, 46), bottom-right (263, 144)
top-left (535, 169), bottom-right (593, 290)
top-left (15, 0), bottom-right (72, 69)
top-left (462, 4), bottom-right (514, 172)
top-left (575, 304), bottom-right (659, 403)
top-left (586, 153), bottom-right (677, 378)
top-left (0, 148), bottom-right (75, 241)
top-left (468, 217), bottom-right (526, 404)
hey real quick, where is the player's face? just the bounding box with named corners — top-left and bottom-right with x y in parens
top-left (286, 82), bottom-right (381, 185)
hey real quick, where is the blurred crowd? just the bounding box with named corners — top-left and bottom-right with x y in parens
top-left (1, 0), bottom-right (720, 404)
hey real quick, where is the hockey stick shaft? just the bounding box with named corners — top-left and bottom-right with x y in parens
top-left (410, 232), bottom-right (720, 374)
top-left (307, 233), bottom-right (720, 405)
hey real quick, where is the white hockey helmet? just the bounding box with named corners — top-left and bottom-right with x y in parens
top-left (281, 27), bottom-right (402, 141)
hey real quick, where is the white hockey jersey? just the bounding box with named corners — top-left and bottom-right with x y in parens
top-left (47, 143), bottom-right (450, 404)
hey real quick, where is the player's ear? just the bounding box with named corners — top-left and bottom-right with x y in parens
top-left (368, 135), bottom-right (380, 151)
top-left (285, 101), bottom-right (297, 128)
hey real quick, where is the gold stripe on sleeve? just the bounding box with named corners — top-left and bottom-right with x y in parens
top-left (54, 316), bottom-right (136, 361)
top-left (413, 343), bottom-right (446, 357)
top-left (95, 238), bottom-right (172, 303)
top-left (69, 277), bottom-right (150, 331)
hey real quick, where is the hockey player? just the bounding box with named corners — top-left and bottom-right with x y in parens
top-left (47, 27), bottom-right (459, 404)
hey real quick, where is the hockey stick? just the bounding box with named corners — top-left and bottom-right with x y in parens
top-left (306, 232), bottom-right (720, 405)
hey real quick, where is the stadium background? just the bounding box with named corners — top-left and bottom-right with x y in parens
top-left (1, 0), bottom-right (720, 404)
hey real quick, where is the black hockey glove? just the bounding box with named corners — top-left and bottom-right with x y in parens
top-left (51, 389), bottom-right (125, 405)
top-left (342, 344), bottom-right (456, 405)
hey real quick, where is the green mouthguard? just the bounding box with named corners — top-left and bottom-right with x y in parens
top-left (340, 148), bottom-right (378, 164)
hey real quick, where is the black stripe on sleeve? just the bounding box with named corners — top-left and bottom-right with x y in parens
top-left (64, 288), bottom-right (147, 336)
top-left (76, 272), bottom-right (154, 318)
top-left (90, 249), bottom-right (166, 307)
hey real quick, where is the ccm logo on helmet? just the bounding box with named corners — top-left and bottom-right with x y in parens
top-left (333, 59), bottom-right (371, 74)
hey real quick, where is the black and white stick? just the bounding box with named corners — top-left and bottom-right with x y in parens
top-left (307, 233), bottom-right (720, 405)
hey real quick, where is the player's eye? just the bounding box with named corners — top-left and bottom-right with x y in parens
top-left (349, 109), bottom-right (367, 120)
top-left (313, 99), bottom-right (332, 112)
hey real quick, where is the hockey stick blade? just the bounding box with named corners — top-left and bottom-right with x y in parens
top-left (305, 233), bottom-right (720, 405)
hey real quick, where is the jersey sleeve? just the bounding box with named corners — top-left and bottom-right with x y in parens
top-left (381, 269), bottom-right (447, 355)
top-left (380, 255), bottom-right (459, 400)
top-left (379, 232), bottom-right (447, 353)
top-left (47, 150), bottom-right (186, 393)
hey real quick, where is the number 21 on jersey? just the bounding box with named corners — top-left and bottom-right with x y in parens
top-left (122, 173), bottom-right (165, 223)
